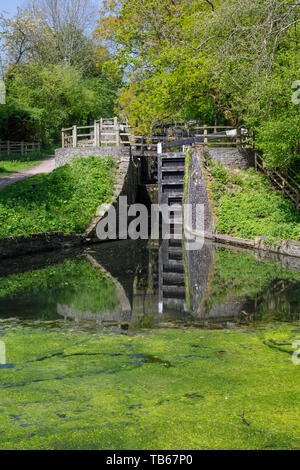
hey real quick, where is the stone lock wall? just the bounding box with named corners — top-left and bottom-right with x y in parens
top-left (184, 149), bottom-right (214, 236)
top-left (195, 146), bottom-right (255, 170)
top-left (55, 146), bottom-right (131, 168)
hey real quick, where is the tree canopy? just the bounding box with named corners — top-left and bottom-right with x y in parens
top-left (95, 0), bottom-right (300, 167)
top-left (0, 0), bottom-right (122, 145)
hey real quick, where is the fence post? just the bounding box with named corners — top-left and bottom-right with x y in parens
top-left (95, 121), bottom-right (100, 147)
top-left (204, 125), bottom-right (208, 146)
top-left (114, 117), bottom-right (120, 146)
top-left (62, 130), bottom-right (65, 149)
top-left (72, 126), bottom-right (77, 148)
top-left (100, 118), bottom-right (103, 146)
top-left (21, 141), bottom-right (24, 156)
top-left (236, 127), bottom-right (241, 147)
top-left (7, 140), bottom-right (10, 156)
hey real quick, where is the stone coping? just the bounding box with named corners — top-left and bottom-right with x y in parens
top-left (185, 225), bottom-right (300, 259)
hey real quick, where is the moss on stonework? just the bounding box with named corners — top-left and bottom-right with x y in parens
top-left (0, 321), bottom-right (299, 450)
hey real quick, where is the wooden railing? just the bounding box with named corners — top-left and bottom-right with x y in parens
top-left (255, 152), bottom-right (300, 209)
top-left (0, 141), bottom-right (41, 157)
top-left (62, 119), bottom-right (253, 152)
top-left (62, 117), bottom-right (171, 152)
top-left (192, 125), bottom-right (253, 147)
top-left (62, 118), bottom-right (128, 148)
top-left (159, 127), bottom-right (253, 151)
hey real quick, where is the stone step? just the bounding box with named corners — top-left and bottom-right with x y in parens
top-left (161, 153), bottom-right (186, 158)
top-left (169, 217), bottom-right (183, 225)
top-left (162, 158), bottom-right (185, 168)
top-left (163, 298), bottom-right (186, 307)
top-left (162, 183), bottom-right (183, 194)
top-left (162, 286), bottom-right (186, 298)
top-left (161, 167), bottom-right (185, 173)
top-left (163, 192), bottom-right (184, 198)
top-left (168, 238), bottom-right (183, 247)
top-left (163, 273), bottom-right (185, 285)
top-left (168, 196), bottom-right (183, 206)
top-left (168, 246), bottom-right (183, 253)
top-left (167, 247), bottom-right (183, 260)
top-left (163, 262), bottom-right (184, 274)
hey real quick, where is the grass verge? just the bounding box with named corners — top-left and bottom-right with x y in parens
top-left (206, 161), bottom-right (300, 240)
top-left (0, 156), bottom-right (117, 239)
top-left (0, 149), bottom-right (53, 177)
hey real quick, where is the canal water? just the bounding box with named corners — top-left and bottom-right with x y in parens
top-left (0, 240), bottom-right (300, 449)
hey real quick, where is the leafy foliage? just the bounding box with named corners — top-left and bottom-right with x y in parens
top-left (96, 0), bottom-right (300, 168)
top-left (0, 4), bottom-right (122, 145)
top-left (4, 63), bottom-right (121, 145)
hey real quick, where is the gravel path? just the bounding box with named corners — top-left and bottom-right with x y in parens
top-left (0, 157), bottom-right (55, 190)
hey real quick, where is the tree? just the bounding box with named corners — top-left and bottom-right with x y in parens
top-left (6, 63), bottom-right (121, 144)
top-left (94, 1), bottom-right (217, 132)
top-left (27, 0), bottom-right (99, 70)
top-left (0, 3), bottom-right (122, 144)
top-left (96, 0), bottom-right (300, 167)
top-left (1, 1), bottom-right (103, 72)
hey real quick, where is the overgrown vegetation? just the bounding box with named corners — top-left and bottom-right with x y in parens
top-left (207, 161), bottom-right (300, 240)
top-left (0, 156), bottom-right (117, 239)
top-left (209, 248), bottom-right (300, 312)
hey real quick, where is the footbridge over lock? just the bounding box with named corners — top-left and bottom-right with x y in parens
top-left (59, 118), bottom-right (252, 182)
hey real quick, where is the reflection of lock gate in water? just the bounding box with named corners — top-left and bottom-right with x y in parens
top-left (292, 341), bottom-right (300, 365)
top-left (0, 341), bottom-right (6, 364)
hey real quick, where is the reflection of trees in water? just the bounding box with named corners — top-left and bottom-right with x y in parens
top-left (0, 256), bottom-right (120, 320)
top-left (3, 238), bottom-right (300, 326)
top-left (185, 243), bottom-right (300, 323)
top-left (250, 279), bottom-right (300, 322)
top-left (57, 254), bottom-right (131, 321)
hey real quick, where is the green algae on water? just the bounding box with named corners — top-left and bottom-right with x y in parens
top-left (0, 321), bottom-right (299, 450)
